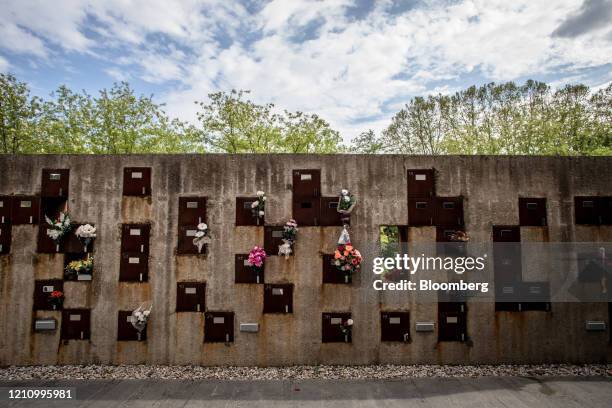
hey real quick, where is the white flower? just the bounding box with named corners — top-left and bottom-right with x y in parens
top-left (143, 310), bottom-right (150, 316)
top-left (259, 211), bottom-right (265, 217)
top-left (341, 189), bottom-right (349, 196)
top-left (346, 319), bottom-right (354, 326)
top-left (251, 200), bottom-right (259, 208)
top-left (278, 242), bottom-right (292, 258)
top-left (76, 224), bottom-right (96, 238)
top-left (134, 311), bottom-right (142, 317)
top-left (343, 195), bottom-right (351, 202)
top-left (197, 223), bottom-right (207, 231)
top-left (256, 190), bottom-right (265, 197)
top-left (195, 231), bottom-right (205, 238)
top-left (46, 229), bottom-right (60, 240)
top-left (262, 196), bottom-right (266, 201)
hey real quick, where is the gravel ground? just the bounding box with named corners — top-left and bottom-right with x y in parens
top-left (1, 364), bottom-right (611, 381)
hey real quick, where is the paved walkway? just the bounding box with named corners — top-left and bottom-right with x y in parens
top-left (1, 377), bottom-right (611, 407)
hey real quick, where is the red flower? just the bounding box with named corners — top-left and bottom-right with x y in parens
top-left (50, 290), bottom-right (63, 299)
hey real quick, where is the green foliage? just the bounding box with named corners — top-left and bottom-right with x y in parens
top-left (2, 73), bottom-right (610, 156)
top-left (353, 80), bottom-right (612, 155)
top-left (195, 90), bottom-right (343, 153)
top-left (1, 76), bottom-right (204, 154)
top-left (0, 73), bottom-right (41, 153)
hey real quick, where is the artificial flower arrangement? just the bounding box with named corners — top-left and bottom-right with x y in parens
top-left (340, 318), bottom-right (354, 342)
top-left (250, 191), bottom-right (266, 223)
top-left (278, 219), bottom-right (298, 259)
top-left (192, 223), bottom-right (211, 254)
top-left (337, 189), bottom-right (356, 213)
top-left (247, 246), bottom-right (267, 272)
top-left (75, 224), bottom-right (97, 252)
top-left (48, 290), bottom-right (64, 310)
top-left (45, 211), bottom-right (72, 251)
top-left (64, 257), bottom-right (94, 280)
top-left (333, 227), bottom-right (362, 277)
top-left (130, 302), bottom-right (152, 341)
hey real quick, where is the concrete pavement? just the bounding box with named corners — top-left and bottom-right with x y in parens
top-left (1, 376), bottom-right (612, 407)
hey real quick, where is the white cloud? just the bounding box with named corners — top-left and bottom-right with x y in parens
top-left (1, 0), bottom-right (611, 141)
top-left (104, 67), bottom-right (129, 82)
top-left (0, 55), bottom-right (9, 72)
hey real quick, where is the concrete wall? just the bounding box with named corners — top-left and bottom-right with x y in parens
top-left (0, 154), bottom-right (611, 366)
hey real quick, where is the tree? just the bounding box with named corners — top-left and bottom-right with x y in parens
top-left (352, 129), bottom-right (385, 153)
top-left (195, 90), bottom-right (343, 153)
top-left (0, 73), bottom-right (41, 153)
top-left (353, 80), bottom-right (612, 156)
top-left (36, 82), bottom-right (204, 154)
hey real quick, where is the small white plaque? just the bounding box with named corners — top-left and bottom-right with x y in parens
top-left (128, 257), bottom-right (140, 264)
top-left (243, 259), bottom-right (250, 266)
top-left (415, 174), bottom-right (427, 181)
top-left (186, 201), bottom-right (198, 208)
top-left (42, 285), bottom-right (54, 293)
top-left (20, 200), bottom-right (31, 208)
top-left (272, 288), bottom-right (283, 295)
top-left (130, 229), bottom-right (141, 236)
top-left (127, 315), bottom-right (134, 323)
top-left (131, 172), bottom-right (143, 179)
top-left (330, 317), bottom-right (342, 325)
top-left (49, 173), bottom-right (61, 180)
top-left (272, 230), bottom-right (283, 238)
top-left (186, 230), bottom-right (197, 237)
top-left (185, 287), bottom-right (197, 294)
top-left (389, 317), bottom-right (401, 324)
top-left (213, 317), bottom-right (225, 324)
top-left (446, 316), bottom-right (458, 324)
top-left (0, 201), bottom-right (3, 207)
top-left (70, 314), bottom-right (81, 321)
top-left (300, 174), bottom-right (312, 181)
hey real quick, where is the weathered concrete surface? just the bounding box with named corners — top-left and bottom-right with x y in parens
top-left (1, 377), bottom-right (611, 407)
top-left (0, 155), bottom-right (611, 366)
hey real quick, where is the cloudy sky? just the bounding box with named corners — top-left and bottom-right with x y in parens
top-left (1, 0), bottom-right (611, 141)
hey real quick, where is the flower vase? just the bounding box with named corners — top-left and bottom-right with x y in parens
top-left (52, 304), bottom-right (57, 311)
top-left (137, 332), bottom-right (142, 341)
top-left (344, 334), bottom-right (349, 343)
top-left (55, 244), bottom-right (60, 252)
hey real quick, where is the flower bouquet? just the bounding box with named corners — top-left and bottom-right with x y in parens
top-left (334, 227), bottom-right (362, 279)
top-left (130, 302), bottom-right (152, 341)
top-left (337, 189), bottom-right (356, 225)
top-left (45, 211), bottom-right (72, 251)
top-left (340, 318), bottom-right (353, 342)
top-left (75, 224), bottom-right (97, 252)
top-left (247, 246), bottom-right (266, 278)
top-left (48, 290), bottom-right (64, 310)
top-left (64, 257), bottom-right (94, 280)
top-left (192, 223), bottom-right (211, 254)
top-left (278, 219), bottom-right (298, 259)
top-left (250, 191), bottom-right (266, 224)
